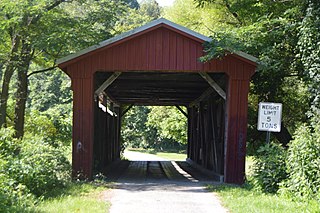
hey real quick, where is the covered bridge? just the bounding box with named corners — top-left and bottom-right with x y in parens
top-left (57, 18), bottom-right (257, 184)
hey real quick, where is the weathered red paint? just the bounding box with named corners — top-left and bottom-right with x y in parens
top-left (59, 21), bottom-right (256, 184)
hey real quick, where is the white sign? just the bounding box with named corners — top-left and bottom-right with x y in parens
top-left (258, 102), bottom-right (282, 132)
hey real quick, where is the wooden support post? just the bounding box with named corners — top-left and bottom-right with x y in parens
top-left (199, 72), bottom-right (226, 100)
top-left (95, 72), bottom-right (121, 98)
top-left (72, 77), bottom-right (94, 180)
top-left (175, 105), bottom-right (187, 118)
top-left (224, 77), bottom-right (250, 184)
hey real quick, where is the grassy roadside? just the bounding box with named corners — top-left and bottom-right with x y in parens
top-left (207, 156), bottom-right (320, 213)
top-left (35, 182), bottom-right (110, 213)
top-left (127, 148), bottom-right (187, 161)
top-left (207, 184), bottom-right (319, 213)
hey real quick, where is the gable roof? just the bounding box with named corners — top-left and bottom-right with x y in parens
top-left (57, 18), bottom-right (258, 66)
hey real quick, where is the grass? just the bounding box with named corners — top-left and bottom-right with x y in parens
top-left (35, 182), bottom-right (110, 213)
top-left (207, 184), bottom-right (320, 213)
top-left (127, 148), bottom-right (187, 161)
top-left (207, 156), bottom-right (320, 213)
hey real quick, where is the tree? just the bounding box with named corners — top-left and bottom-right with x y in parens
top-left (121, 106), bottom-right (158, 148)
top-left (147, 106), bottom-right (187, 145)
top-left (113, 0), bottom-right (161, 34)
top-left (140, 0), bottom-right (161, 20)
top-left (0, 0), bottom-right (126, 137)
top-left (184, 0), bottom-right (310, 146)
top-left (163, 0), bottom-right (236, 35)
top-left (298, 0), bottom-right (320, 119)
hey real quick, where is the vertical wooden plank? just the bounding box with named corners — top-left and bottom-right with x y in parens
top-left (176, 35), bottom-right (184, 70)
top-left (134, 37), bottom-right (142, 70)
top-left (190, 42), bottom-right (197, 71)
top-left (148, 31), bottom-right (156, 70)
top-left (140, 35), bottom-right (148, 70)
top-left (183, 39), bottom-right (190, 70)
top-left (104, 48), bottom-right (112, 71)
top-left (84, 57), bottom-right (92, 78)
top-left (155, 28), bottom-right (163, 69)
top-left (196, 45), bottom-right (204, 71)
top-left (169, 31), bottom-right (177, 70)
top-left (126, 39), bottom-right (133, 69)
top-left (162, 29), bottom-right (170, 70)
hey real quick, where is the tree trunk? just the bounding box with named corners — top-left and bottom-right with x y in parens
top-left (0, 64), bottom-right (3, 84)
top-left (13, 41), bottom-right (32, 138)
top-left (0, 36), bottom-right (20, 127)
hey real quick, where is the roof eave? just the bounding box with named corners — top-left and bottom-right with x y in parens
top-left (57, 18), bottom-right (258, 67)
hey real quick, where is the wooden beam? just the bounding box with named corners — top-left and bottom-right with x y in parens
top-left (121, 104), bottom-right (134, 118)
top-left (199, 72), bottom-right (226, 100)
top-left (103, 91), bottom-right (120, 107)
top-left (189, 87), bottom-right (214, 107)
top-left (175, 105), bottom-right (188, 118)
top-left (95, 72), bottom-right (121, 97)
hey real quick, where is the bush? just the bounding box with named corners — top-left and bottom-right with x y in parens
top-left (9, 136), bottom-right (71, 197)
top-left (0, 170), bottom-right (35, 212)
top-left (281, 123), bottom-right (320, 201)
top-left (252, 142), bottom-right (287, 193)
top-left (0, 129), bottom-right (35, 212)
top-left (0, 128), bottom-right (19, 156)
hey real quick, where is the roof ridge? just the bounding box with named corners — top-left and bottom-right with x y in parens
top-left (57, 18), bottom-right (257, 65)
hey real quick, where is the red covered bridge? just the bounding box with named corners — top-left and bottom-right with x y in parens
top-left (57, 18), bottom-right (257, 184)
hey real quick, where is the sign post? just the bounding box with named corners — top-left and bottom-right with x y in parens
top-left (257, 102), bottom-right (282, 143)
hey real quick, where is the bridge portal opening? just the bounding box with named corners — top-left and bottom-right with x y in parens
top-left (93, 71), bottom-right (226, 181)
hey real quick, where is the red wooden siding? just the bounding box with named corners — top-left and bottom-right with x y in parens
top-left (65, 26), bottom-right (255, 79)
top-left (70, 69), bottom-right (94, 179)
top-left (60, 22), bottom-right (257, 184)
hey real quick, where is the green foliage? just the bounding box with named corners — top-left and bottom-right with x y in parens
top-left (0, 127), bottom-right (19, 155)
top-left (121, 106), bottom-right (187, 150)
top-left (121, 106), bottom-right (158, 149)
top-left (0, 165), bottom-right (35, 213)
top-left (281, 122), bottom-right (320, 201)
top-left (139, 0), bottom-right (161, 19)
top-left (252, 143), bottom-right (287, 193)
top-left (147, 106), bottom-right (187, 145)
top-left (0, 127), bottom-right (71, 211)
top-left (297, 1), bottom-right (320, 116)
top-left (200, 31), bottom-right (242, 61)
top-left (163, 0), bottom-right (236, 36)
top-left (8, 136), bottom-right (71, 197)
top-left (113, 0), bottom-right (160, 34)
top-left (28, 69), bottom-right (72, 112)
top-left (0, 128), bottom-right (35, 212)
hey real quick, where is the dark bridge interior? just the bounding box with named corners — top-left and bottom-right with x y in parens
top-left (95, 72), bottom-right (226, 105)
top-left (93, 71), bottom-right (227, 181)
